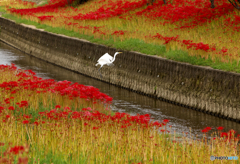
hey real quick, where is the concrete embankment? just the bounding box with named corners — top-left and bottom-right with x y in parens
top-left (0, 17), bottom-right (240, 122)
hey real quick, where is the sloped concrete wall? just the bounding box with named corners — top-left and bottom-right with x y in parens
top-left (1, 17), bottom-right (240, 122)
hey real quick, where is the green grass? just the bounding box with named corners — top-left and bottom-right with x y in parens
top-left (27, 149), bottom-right (88, 164)
top-left (164, 49), bottom-right (240, 72)
top-left (23, 0), bottom-right (49, 6)
top-left (37, 0), bottom-right (49, 6)
top-left (0, 6), bottom-right (6, 13)
top-left (2, 12), bottom-right (240, 73)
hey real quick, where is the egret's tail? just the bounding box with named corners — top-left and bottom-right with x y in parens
top-left (95, 63), bottom-right (99, 66)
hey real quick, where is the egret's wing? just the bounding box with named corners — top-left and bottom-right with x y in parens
top-left (97, 53), bottom-right (113, 63)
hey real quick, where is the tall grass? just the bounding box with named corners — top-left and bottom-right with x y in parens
top-left (0, 64), bottom-right (239, 163)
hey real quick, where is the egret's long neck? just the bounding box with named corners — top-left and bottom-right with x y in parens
top-left (112, 53), bottom-right (118, 63)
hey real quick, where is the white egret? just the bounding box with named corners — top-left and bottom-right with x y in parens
top-left (95, 52), bottom-right (122, 78)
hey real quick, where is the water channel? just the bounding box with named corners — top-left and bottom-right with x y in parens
top-left (0, 41), bottom-right (239, 140)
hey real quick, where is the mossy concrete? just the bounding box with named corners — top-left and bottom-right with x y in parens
top-left (0, 17), bottom-right (240, 122)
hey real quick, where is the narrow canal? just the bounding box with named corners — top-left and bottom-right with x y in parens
top-left (0, 41), bottom-right (239, 139)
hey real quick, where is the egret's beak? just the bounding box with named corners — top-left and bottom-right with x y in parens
top-left (118, 52), bottom-right (122, 54)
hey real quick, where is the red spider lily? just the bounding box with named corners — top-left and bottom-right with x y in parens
top-left (34, 121), bottom-right (39, 126)
top-left (111, 30), bottom-right (126, 36)
top-left (17, 101), bottom-right (28, 108)
top-left (163, 119), bottom-right (169, 123)
top-left (201, 129), bottom-right (208, 133)
top-left (8, 106), bottom-right (15, 111)
top-left (4, 98), bottom-right (10, 104)
top-left (160, 129), bottom-right (165, 133)
top-left (8, 0), bottom-right (69, 16)
top-left (9, 146), bottom-right (24, 155)
top-left (93, 127), bottom-right (99, 130)
top-left (135, 0), bottom-right (235, 30)
top-left (6, 115), bottom-right (10, 119)
top-left (152, 33), bottom-right (216, 53)
top-left (93, 26), bottom-right (106, 35)
top-left (37, 16), bottom-right (54, 22)
top-left (22, 120), bottom-right (29, 124)
top-left (121, 125), bottom-right (127, 128)
top-left (11, 90), bottom-right (17, 94)
top-left (0, 64), bottom-right (113, 104)
top-left (84, 111), bottom-right (92, 116)
top-left (50, 109), bottom-right (57, 113)
top-left (55, 105), bottom-right (61, 109)
top-left (82, 107), bottom-right (92, 111)
top-left (151, 121), bottom-right (162, 127)
top-left (201, 127), bottom-right (212, 133)
top-left (220, 129), bottom-right (237, 140)
top-left (217, 126), bottom-right (224, 130)
top-left (72, 0), bottom-right (147, 21)
top-left (0, 143), bottom-right (4, 146)
top-left (205, 127), bottom-right (212, 131)
top-left (64, 106), bottom-right (70, 110)
top-left (39, 112), bottom-right (45, 115)
top-left (220, 132), bottom-right (228, 137)
top-left (23, 115), bottom-right (31, 119)
top-left (152, 33), bottom-right (179, 44)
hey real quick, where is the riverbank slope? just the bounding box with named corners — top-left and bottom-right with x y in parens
top-left (1, 17), bottom-right (240, 122)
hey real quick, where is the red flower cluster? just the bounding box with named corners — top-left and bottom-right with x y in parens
top-left (37, 15), bottom-right (54, 21)
top-left (35, 108), bottom-right (166, 130)
top-left (8, 0), bottom-right (69, 16)
top-left (72, 0), bottom-right (147, 20)
top-left (152, 33), bottom-right (179, 44)
top-left (0, 64), bottom-right (112, 104)
top-left (8, 106), bottom-right (15, 111)
top-left (220, 129), bottom-right (236, 140)
top-left (151, 33), bottom-right (218, 53)
top-left (9, 146), bottom-right (24, 155)
top-left (22, 120), bottom-right (29, 124)
top-left (135, 0), bottom-right (235, 30)
top-left (111, 30), bottom-right (126, 36)
top-left (201, 126), bottom-right (212, 133)
top-left (16, 101), bottom-right (28, 108)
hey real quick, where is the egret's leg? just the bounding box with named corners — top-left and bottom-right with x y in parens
top-left (98, 67), bottom-right (103, 78)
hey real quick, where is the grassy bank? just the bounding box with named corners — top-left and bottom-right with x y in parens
top-left (1, 12), bottom-right (240, 73)
top-left (0, 64), bottom-right (239, 164)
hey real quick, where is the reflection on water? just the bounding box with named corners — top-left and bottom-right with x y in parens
top-left (0, 41), bottom-right (239, 139)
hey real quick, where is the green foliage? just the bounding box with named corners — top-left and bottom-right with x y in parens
top-left (0, 6), bottom-right (6, 12)
top-left (27, 150), bottom-right (88, 164)
top-left (164, 49), bottom-right (240, 73)
top-left (114, 38), bottom-right (166, 55)
top-left (70, 0), bottom-right (89, 7)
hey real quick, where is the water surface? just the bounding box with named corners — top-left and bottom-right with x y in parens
top-left (0, 41), bottom-right (239, 139)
